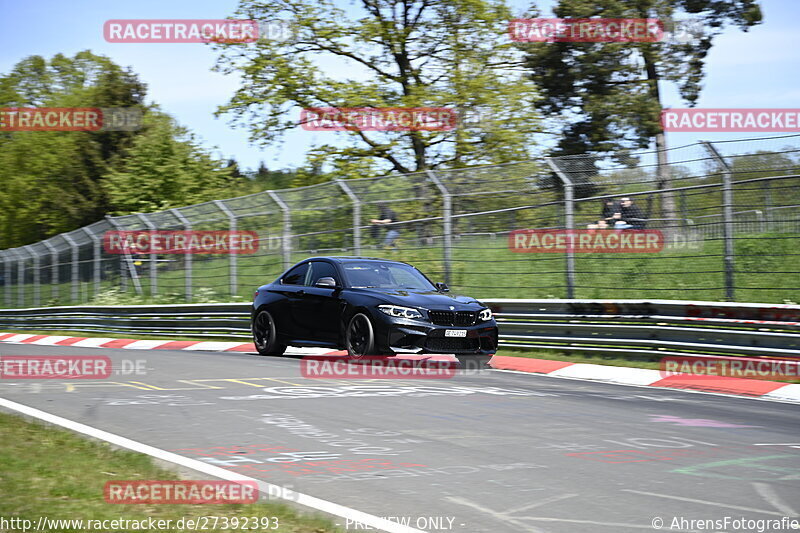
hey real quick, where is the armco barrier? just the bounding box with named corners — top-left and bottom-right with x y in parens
top-left (488, 299), bottom-right (800, 360)
top-left (0, 303), bottom-right (252, 339)
top-left (0, 299), bottom-right (798, 360)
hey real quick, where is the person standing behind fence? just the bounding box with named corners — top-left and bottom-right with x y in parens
top-left (601, 199), bottom-right (619, 224)
top-left (620, 197), bottom-right (647, 229)
top-left (370, 202), bottom-right (400, 249)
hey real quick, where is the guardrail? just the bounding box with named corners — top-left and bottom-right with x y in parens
top-left (489, 299), bottom-right (800, 360)
top-left (0, 303), bottom-right (253, 339)
top-left (0, 299), bottom-right (798, 360)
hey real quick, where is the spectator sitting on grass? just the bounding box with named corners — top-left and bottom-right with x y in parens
top-left (587, 219), bottom-right (610, 230)
top-left (620, 197), bottom-right (647, 229)
top-left (611, 212), bottom-right (633, 229)
top-left (601, 199), bottom-right (619, 224)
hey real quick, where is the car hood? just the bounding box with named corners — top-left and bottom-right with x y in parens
top-left (361, 288), bottom-right (482, 309)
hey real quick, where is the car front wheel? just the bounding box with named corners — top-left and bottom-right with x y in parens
top-left (253, 310), bottom-right (287, 356)
top-left (346, 313), bottom-right (375, 358)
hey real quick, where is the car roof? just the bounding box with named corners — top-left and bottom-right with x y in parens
top-left (305, 256), bottom-right (413, 266)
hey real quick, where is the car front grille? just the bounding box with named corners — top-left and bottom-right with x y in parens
top-left (428, 310), bottom-right (476, 326)
top-left (425, 338), bottom-right (480, 352)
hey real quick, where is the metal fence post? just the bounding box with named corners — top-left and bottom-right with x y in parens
top-left (135, 213), bottom-right (158, 297)
top-left (267, 191), bottom-right (292, 270)
top-left (12, 249), bottom-right (25, 307)
top-left (105, 215), bottom-right (143, 295)
top-left (24, 245), bottom-right (40, 306)
top-left (170, 209), bottom-right (193, 302)
top-left (3, 251), bottom-right (11, 307)
top-left (426, 171), bottom-right (452, 286)
top-left (762, 181), bottom-right (773, 231)
top-left (42, 240), bottom-right (59, 303)
top-left (703, 141), bottom-right (736, 301)
top-left (61, 234), bottom-right (80, 304)
top-left (546, 157), bottom-right (576, 299)
top-left (335, 179), bottom-right (361, 256)
top-left (214, 200), bottom-right (238, 298)
top-left (82, 228), bottom-right (102, 298)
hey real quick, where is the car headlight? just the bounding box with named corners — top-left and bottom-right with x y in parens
top-left (478, 308), bottom-right (493, 322)
top-left (378, 305), bottom-right (424, 320)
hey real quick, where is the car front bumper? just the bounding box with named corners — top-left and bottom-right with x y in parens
top-left (372, 313), bottom-right (498, 356)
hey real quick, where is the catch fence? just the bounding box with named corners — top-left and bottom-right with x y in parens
top-left (1, 134), bottom-right (799, 306)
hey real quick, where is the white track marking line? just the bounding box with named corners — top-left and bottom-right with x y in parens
top-left (0, 397), bottom-right (424, 533)
top-left (445, 496), bottom-right (548, 533)
top-left (503, 493), bottom-right (578, 515)
top-left (752, 482), bottom-right (797, 516)
top-left (621, 489), bottom-right (786, 516)
top-left (448, 495), bottom-right (699, 531)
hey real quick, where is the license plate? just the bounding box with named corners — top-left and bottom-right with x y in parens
top-left (444, 329), bottom-right (467, 338)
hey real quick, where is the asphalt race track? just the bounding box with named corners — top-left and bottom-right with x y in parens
top-left (1, 343), bottom-right (799, 532)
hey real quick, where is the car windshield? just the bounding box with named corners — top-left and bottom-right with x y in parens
top-left (343, 262), bottom-right (435, 290)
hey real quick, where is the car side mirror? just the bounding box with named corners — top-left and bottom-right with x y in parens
top-left (435, 282), bottom-right (449, 292)
top-left (315, 277), bottom-right (338, 288)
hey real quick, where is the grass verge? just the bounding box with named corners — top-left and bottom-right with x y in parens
top-left (0, 411), bottom-right (342, 532)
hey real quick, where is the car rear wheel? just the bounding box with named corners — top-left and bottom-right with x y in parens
top-left (253, 310), bottom-right (287, 356)
top-left (346, 313), bottom-right (375, 358)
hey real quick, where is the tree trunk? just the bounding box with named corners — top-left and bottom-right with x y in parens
top-left (643, 51), bottom-right (677, 224)
top-left (655, 131), bottom-right (676, 224)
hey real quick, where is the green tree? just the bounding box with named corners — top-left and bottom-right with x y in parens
top-left (103, 113), bottom-right (236, 213)
top-left (214, 0), bottom-right (542, 177)
top-left (0, 51), bottom-right (146, 247)
top-left (249, 161), bottom-right (298, 190)
top-left (521, 0), bottom-right (762, 218)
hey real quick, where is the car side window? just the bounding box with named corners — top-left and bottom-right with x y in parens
top-left (308, 261), bottom-right (339, 286)
top-left (281, 263), bottom-right (309, 285)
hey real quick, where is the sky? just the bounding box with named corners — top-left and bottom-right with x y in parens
top-left (1, 0), bottom-right (798, 172)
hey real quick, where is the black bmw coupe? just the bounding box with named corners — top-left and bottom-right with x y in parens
top-left (251, 257), bottom-right (498, 365)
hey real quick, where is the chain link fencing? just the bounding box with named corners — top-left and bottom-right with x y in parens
top-left (1, 134), bottom-right (799, 307)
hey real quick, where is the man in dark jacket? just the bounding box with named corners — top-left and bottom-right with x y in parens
top-left (601, 199), bottom-right (619, 224)
top-left (620, 197), bottom-right (647, 229)
top-left (370, 202), bottom-right (400, 248)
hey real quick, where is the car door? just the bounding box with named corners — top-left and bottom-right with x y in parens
top-left (272, 262), bottom-right (309, 339)
top-left (297, 261), bottom-right (344, 343)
